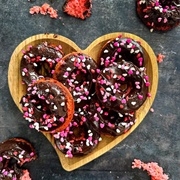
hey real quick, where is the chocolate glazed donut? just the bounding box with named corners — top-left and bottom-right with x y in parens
top-left (99, 35), bottom-right (144, 69)
top-left (0, 138), bottom-right (36, 180)
top-left (20, 42), bottom-right (64, 85)
top-left (21, 78), bottom-right (74, 133)
top-left (96, 61), bottom-right (150, 113)
top-left (136, 0), bottom-right (180, 31)
top-left (54, 108), bottom-right (101, 158)
top-left (53, 52), bottom-right (99, 108)
top-left (88, 98), bottom-right (136, 136)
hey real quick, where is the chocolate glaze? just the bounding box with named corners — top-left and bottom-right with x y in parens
top-left (54, 108), bottom-right (100, 157)
top-left (21, 78), bottom-right (74, 133)
top-left (20, 42), bottom-right (64, 85)
top-left (0, 138), bottom-right (36, 180)
top-left (99, 36), bottom-right (144, 69)
top-left (88, 98), bottom-right (136, 136)
top-left (96, 61), bottom-right (149, 113)
top-left (136, 0), bottom-right (180, 31)
top-left (53, 52), bottom-right (98, 109)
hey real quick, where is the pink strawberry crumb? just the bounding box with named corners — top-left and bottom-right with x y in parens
top-left (132, 159), bottom-right (169, 180)
top-left (157, 53), bottom-right (165, 63)
top-left (29, 3), bottom-right (58, 19)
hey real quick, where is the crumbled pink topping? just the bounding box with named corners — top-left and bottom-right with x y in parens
top-left (29, 3), bottom-right (58, 19)
top-left (157, 53), bottom-right (165, 63)
top-left (20, 170), bottom-right (31, 180)
top-left (132, 159), bottom-right (169, 180)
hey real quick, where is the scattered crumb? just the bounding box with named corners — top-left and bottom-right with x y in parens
top-left (29, 3), bottom-right (58, 19)
top-left (157, 53), bottom-right (165, 63)
top-left (132, 159), bottom-right (169, 180)
top-left (150, 108), bottom-right (154, 113)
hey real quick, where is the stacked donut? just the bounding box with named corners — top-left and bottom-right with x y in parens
top-left (20, 35), bottom-right (150, 158)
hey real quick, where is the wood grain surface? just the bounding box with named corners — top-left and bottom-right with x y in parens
top-left (8, 32), bottom-right (158, 171)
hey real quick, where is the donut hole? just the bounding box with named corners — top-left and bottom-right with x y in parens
top-left (36, 62), bottom-right (52, 77)
top-left (71, 126), bottom-right (86, 141)
top-left (70, 69), bottom-right (91, 87)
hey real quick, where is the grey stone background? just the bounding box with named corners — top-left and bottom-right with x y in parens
top-left (0, 0), bottom-right (179, 179)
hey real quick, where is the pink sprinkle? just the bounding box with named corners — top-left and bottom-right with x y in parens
top-left (100, 123), bottom-right (105, 128)
top-left (100, 79), bottom-right (105, 85)
top-left (108, 122), bottom-right (112, 127)
top-left (96, 69), bottom-right (101, 73)
top-left (88, 136), bottom-right (92, 141)
top-left (81, 116), bottom-right (86, 122)
top-left (120, 77), bottom-right (125, 81)
top-left (104, 112), bottom-right (108, 116)
top-left (84, 91), bottom-right (89, 96)
top-left (3, 171), bottom-right (8, 176)
top-left (128, 69), bottom-right (133, 75)
top-left (47, 123), bottom-right (52, 128)
top-left (121, 99), bottom-right (126, 104)
top-left (97, 107), bottom-right (101, 112)
top-left (138, 57), bottom-right (143, 62)
top-left (117, 48), bottom-right (121, 52)
top-left (164, 18), bottom-right (168, 23)
top-left (59, 117), bottom-right (64, 122)
top-left (30, 152), bottom-right (35, 157)
top-left (150, 108), bottom-right (154, 112)
top-left (24, 112), bottom-right (29, 117)
top-left (110, 96), bottom-right (117, 101)
top-left (94, 139), bottom-right (98, 144)
top-left (144, 75), bottom-right (149, 81)
top-left (23, 68), bottom-right (28, 72)
top-left (146, 82), bottom-right (150, 87)
top-left (114, 42), bottom-right (119, 47)
top-left (126, 39), bottom-right (131, 44)
top-left (0, 157), bottom-right (3, 162)
top-left (94, 116), bottom-right (99, 121)
top-left (138, 94), bottom-right (143, 100)
top-left (147, 92), bottom-right (151, 97)
top-left (144, 15), bottom-right (149, 18)
top-left (158, 17), bottom-right (162, 22)
top-left (73, 122), bottom-right (78, 126)
top-left (64, 72), bottom-right (69, 77)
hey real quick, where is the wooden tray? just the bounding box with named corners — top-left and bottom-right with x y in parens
top-left (8, 32), bottom-right (158, 171)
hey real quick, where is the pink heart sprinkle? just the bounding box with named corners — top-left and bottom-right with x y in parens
top-left (100, 123), bottom-right (105, 128)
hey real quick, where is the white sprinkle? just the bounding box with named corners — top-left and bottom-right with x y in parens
top-left (22, 72), bottom-right (25, 76)
top-left (33, 63), bottom-right (38, 67)
top-left (41, 57), bottom-right (46, 61)
top-left (87, 64), bottom-right (91, 70)
top-left (104, 49), bottom-right (109, 53)
top-left (118, 113), bottom-right (123, 117)
top-left (106, 87), bottom-right (111, 92)
top-left (131, 102), bottom-right (136, 106)
top-left (61, 102), bottom-right (65, 106)
top-left (45, 89), bottom-right (50, 92)
top-left (77, 98), bottom-right (81, 103)
top-left (37, 105), bottom-right (41, 109)
top-left (130, 49), bottom-right (134, 54)
top-left (67, 67), bottom-right (72, 71)
top-left (116, 129), bottom-right (121, 133)
top-left (54, 105), bottom-right (57, 110)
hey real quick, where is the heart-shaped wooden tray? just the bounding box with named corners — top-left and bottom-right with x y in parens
top-left (8, 32), bottom-right (158, 171)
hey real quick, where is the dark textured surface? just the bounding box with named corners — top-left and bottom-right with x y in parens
top-left (0, 0), bottom-right (180, 179)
